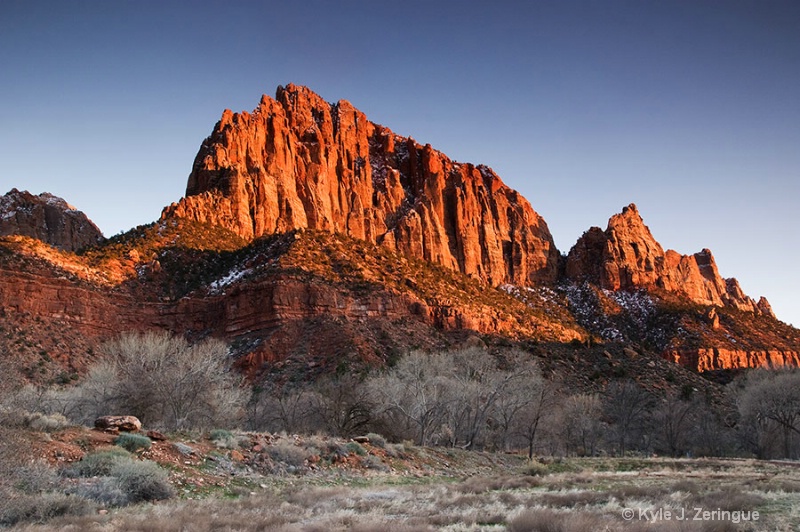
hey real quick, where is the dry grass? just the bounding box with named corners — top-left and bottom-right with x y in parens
top-left (5, 450), bottom-right (800, 531)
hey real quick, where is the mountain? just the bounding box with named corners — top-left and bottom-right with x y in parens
top-left (565, 203), bottom-right (772, 316)
top-left (0, 189), bottom-right (104, 251)
top-left (1, 84), bottom-right (798, 386)
top-left (162, 84), bottom-right (559, 287)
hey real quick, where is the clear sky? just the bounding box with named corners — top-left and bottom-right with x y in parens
top-left (1, 1), bottom-right (798, 326)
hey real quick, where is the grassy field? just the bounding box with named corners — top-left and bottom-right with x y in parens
top-left (8, 442), bottom-right (800, 531)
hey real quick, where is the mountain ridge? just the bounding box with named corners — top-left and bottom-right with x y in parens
top-left (1, 84), bottom-right (797, 380)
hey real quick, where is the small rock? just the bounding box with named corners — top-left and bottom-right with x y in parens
top-left (94, 415), bottom-right (142, 432)
top-left (147, 430), bottom-right (167, 441)
top-left (230, 450), bottom-right (244, 462)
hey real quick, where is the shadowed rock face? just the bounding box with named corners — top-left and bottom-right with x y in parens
top-left (0, 189), bottom-right (104, 251)
top-left (163, 84), bottom-right (559, 287)
top-left (565, 203), bottom-right (772, 316)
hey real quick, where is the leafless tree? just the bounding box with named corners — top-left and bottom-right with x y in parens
top-left (604, 380), bottom-right (655, 455)
top-left (367, 350), bottom-right (452, 446)
top-left (560, 393), bottom-right (604, 457)
top-left (307, 374), bottom-right (374, 438)
top-left (652, 391), bottom-right (696, 457)
top-left (76, 331), bottom-right (248, 430)
top-left (247, 382), bottom-right (317, 434)
top-left (737, 369), bottom-right (800, 459)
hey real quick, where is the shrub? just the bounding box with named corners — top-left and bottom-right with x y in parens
top-left (521, 460), bottom-right (549, 477)
top-left (346, 441), bottom-right (367, 456)
top-left (69, 477), bottom-right (129, 507)
top-left (26, 412), bottom-right (70, 432)
top-left (362, 454), bottom-right (389, 471)
top-left (109, 459), bottom-right (174, 503)
top-left (0, 492), bottom-right (95, 526)
top-left (365, 432), bottom-right (387, 448)
top-left (115, 432), bottom-right (152, 452)
top-left (210, 428), bottom-right (234, 441)
top-left (65, 448), bottom-right (132, 477)
top-left (267, 440), bottom-right (308, 467)
top-left (13, 460), bottom-right (57, 494)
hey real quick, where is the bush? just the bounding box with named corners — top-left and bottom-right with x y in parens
top-left (65, 448), bottom-right (132, 478)
top-left (346, 441), bottom-right (367, 456)
top-left (26, 412), bottom-right (70, 432)
top-left (521, 460), bottom-right (550, 477)
top-left (115, 432), bottom-right (152, 452)
top-left (109, 459), bottom-right (174, 503)
top-left (267, 440), bottom-right (308, 467)
top-left (69, 477), bottom-right (129, 507)
top-left (365, 432), bottom-right (387, 448)
top-left (0, 492), bottom-right (95, 526)
top-left (362, 454), bottom-right (389, 471)
top-left (210, 428), bottom-right (234, 441)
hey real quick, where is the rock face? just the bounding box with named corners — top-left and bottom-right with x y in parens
top-left (565, 204), bottom-right (770, 315)
top-left (666, 349), bottom-right (800, 372)
top-left (0, 189), bottom-right (104, 251)
top-left (163, 84), bottom-right (559, 286)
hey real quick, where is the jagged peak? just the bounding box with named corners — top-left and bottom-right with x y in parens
top-left (566, 203), bottom-right (765, 316)
top-left (163, 84), bottom-right (560, 287)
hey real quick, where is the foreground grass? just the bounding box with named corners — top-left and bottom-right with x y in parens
top-left (9, 454), bottom-right (800, 531)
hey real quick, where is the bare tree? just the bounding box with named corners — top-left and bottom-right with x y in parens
top-left (737, 369), bottom-right (800, 459)
top-left (560, 393), bottom-right (604, 457)
top-left (443, 348), bottom-right (531, 450)
top-left (367, 350), bottom-right (452, 445)
top-left (247, 382), bottom-right (317, 434)
top-left (512, 375), bottom-right (557, 459)
top-left (82, 331), bottom-right (247, 430)
top-left (652, 391), bottom-right (696, 457)
top-left (307, 374), bottom-right (374, 438)
top-left (604, 380), bottom-right (655, 455)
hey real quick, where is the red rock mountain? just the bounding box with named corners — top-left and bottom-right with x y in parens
top-left (2, 85), bottom-right (798, 379)
top-left (565, 203), bottom-right (773, 317)
top-left (163, 84), bottom-right (559, 286)
top-left (0, 189), bottom-right (104, 251)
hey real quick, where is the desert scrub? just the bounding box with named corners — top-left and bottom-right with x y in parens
top-left (521, 460), bottom-right (550, 477)
top-left (0, 492), bottom-right (96, 526)
top-left (26, 412), bottom-right (70, 433)
top-left (109, 459), bottom-right (174, 503)
top-left (209, 428), bottom-right (234, 441)
top-left (65, 448), bottom-right (133, 477)
top-left (209, 428), bottom-right (242, 449)
top-left (346, 441), bottom-right (367, 456)
top-left (267, 440), bottom-right (308, 467)
top-left (65, 449), bottom-right (174, 506)
top-left (115, 432), bottom-right (152, 452)
top-left (365, 432), bottom-right (387, 448)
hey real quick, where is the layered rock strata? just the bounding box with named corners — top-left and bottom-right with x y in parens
top-left (666, 348), bottom-right (800, 372)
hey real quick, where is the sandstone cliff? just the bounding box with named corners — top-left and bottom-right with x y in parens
top-left (0, 189), bottom-right (104, 251)
top-left (163, 84), bottom-right (559, 286)
top-left (565, 204), bottom-right (771, 316)
top-left (666, 349), bottom-right (800, 372)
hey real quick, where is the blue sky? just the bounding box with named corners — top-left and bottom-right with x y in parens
top-left (1, 1), bottom-right (798, 326)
